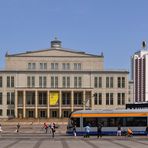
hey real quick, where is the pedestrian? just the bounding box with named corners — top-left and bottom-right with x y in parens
top-left (73, 125), bottom-right (77, 136)
top-left (145, 126), bottom-right (148, 136)
top-left (127, 128), bottom-right (133, 137)
top-left (43, 123), bottom-right (48, 134)
top-left (16, 123), bottom-right (20, 133)
top-left (117, 125), bottom-right (122, 136)
top-left (97, 123), bottom-right (102, 138)
top-left (84, 124), bottom-right (90, 138)
top-left (50, 122), bottom-right (56, 137)
top-left (0, 124), bottom-right (3, 134)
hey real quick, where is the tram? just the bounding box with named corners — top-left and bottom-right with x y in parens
top-left (66, 109), bottom-right (148, 135)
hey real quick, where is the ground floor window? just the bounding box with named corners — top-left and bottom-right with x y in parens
top-left (63, 110), bottom-right (69, 118)
top-left (39, 110), bottom-right (46, 118)
top-left (0, 109), bottom-right (2, 116)
top-left (7, 109), bottom-right (14, 117)
top-left (51, 110), bottom-right (58, 118)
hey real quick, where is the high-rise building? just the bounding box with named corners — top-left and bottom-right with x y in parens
top-left (131, 41), bottom-right (148, 102)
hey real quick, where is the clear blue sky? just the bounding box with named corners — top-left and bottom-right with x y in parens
top-left (0, 0), bottom-right (148, 72)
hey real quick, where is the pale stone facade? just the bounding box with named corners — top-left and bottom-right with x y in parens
top-left (0, 39), bottom-right (129, 119)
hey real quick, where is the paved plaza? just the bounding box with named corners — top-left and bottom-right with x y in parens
top-left (0, 123), bottom-right (148, 148)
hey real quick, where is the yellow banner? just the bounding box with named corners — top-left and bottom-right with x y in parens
top-left (49, 92), bottom-right (59, 105)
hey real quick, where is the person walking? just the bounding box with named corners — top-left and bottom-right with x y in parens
top-left (43, 123), bottom-right (48, 134)
top-left (127, 128), bottom-right (133, 137)
top-left (16, 123), bottom-right (20, 133)
top-left (73, 125), bottom-right (77, 136)
top-left (50, 122), bottom-right (56, 138)
top-left (97, 123), bottom-right (102, 138)
top-left (84, 124), bottom-right (90, 138)
top-left (0, 124), bottom-right (3, 134)
top-left (117, 125), bottom-right (122, 136)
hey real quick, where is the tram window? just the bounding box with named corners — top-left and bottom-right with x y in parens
top-left (126, 117), bottom-right (147, 127)
top-left (71, 118), bottom-right (80, 127)
top-left (98, 117), bottom-right (125, 127)
top-left (83, 118), bottom-right (98, 127)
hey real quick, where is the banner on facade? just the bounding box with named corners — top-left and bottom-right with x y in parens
top-left (49, 92), bottom-right (59, 105)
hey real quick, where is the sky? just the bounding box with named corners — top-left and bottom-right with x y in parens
top-left (0, 0), bottom-right (148, 73)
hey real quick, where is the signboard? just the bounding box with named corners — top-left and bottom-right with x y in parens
top-left (49, 92), bottom-right (59, 105)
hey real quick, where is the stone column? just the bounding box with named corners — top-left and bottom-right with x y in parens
top-left (47, 90), bottom-right (50, 118)
top-left (35, 90), bottom-right (38, 118)
top-left (83, 91), bottom-right (86, 110)
top-left (71, 91), bottom-right (74, 112)
top-left (15, 90), bottom-right (18, 118)
top-left (59, 91), bottom-right (62, 118)
top-left (23, 90), bottom-right (26, 118)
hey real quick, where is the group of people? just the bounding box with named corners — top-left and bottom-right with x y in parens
top-left (43, 122), bottom-right (56, 137)
top-left (72, 124), bottom-right (148, 137)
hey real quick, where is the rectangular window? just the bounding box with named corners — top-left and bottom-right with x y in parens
top-left (51, 63), bottom-right (58, 70)
top-left (62, 92), bottom-right (71, 105)
top-left (27, 76), bottom-right (35, 87)
top-left (62, 63), bottom-right (70, 70)
top-left (38, 92), bottom-right (47, 105)
top-left (7, 76), bottom-right (14, 88)
top-left (0, 76), bottom-right (2, 87)
top-left (110, 77), bottom-right (113, 88)
top-left (94, 93), bottom-right (102, 105)
top-left (74, 77), bottom-right (82, 88)
top-left (28, 63), bottom-right (36, 69)
top-left (39, 76), bottom-right (47, 88)
top-left (62, 77), bottom-right (70, 88)
top-left (94, 77), bottom-right (97, 88)
top-left (106, 77), bottom-right (109, 88)
top-left (7, 109), bottom-right (14, 116)
top-left (0, 92), bottom-right (2, 105)
top-left (117, 93), bottom-right (125, 105)
top-left (26, 91), bottom-right (35, 105)
top-left (40, 63), bottom-right (47, 70)
top-left (74, 63), bottom-right (81, 70)
top-left (7, 92), bottom-right (15, 105)
top-left (74, 92), bottom-right (82, 105)
top-left (122, 77), bottom-right (125, 88)
top-left (106, 93), bottom-right (113, 105)
top-left (51, 76), bottom-right (58, 88)
top-left (118, 77), bottom-right (121, 88)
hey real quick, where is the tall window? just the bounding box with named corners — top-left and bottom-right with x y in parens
top-left (38, 92), bottom-right (47, 105)
top-left (62, 92), bottom-right (71, 105)
top-left (0, 109), bottom-right (2, 116)
top-left (117, 93), bottom-right (125, 105)
top-left (7, 92), bottom-right (15, 105)
top-left (62, 63), bottom-right (70, 70)
top-left (28, 63), bottom-right (36, 69)
top-left (94, 93), bottom-right (102, 105)
top-left (0, 76), bottom-right (2, 87)
top-left (0, 92), bottom-right (2, 105)
top-left (51, 63), bottom-right (58, 70)
top-left (51, 76), bottom-right (58, 88)
top-left (7, 109), bottom-right (14, 116)
top-left (106, 77), bottom-right (113, 88)
top-left (40, 63), bottom-right (47, 70)
top-left (94, 77), bottom-right (102, 88)
top-left (26, 91), bottom-right (35, 105)
top-left (62, 76), bottom-right (70, 88)
top-left (39, 76), bottom-right (47, 88)
top-left (118, 77), bottom-right (125, 88)
top-left (74, 63), bottom-right (81, 70)
top-left (7, 76), bottom-right (14, 88)
top-left (27, 76), bottom-right (35, 87)
top-left (74, 92), bottom-right (82, 105)
top-left (74, 77), bottom-right (82, 88)
top-left (106, 93), bottom-right (114, 105)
